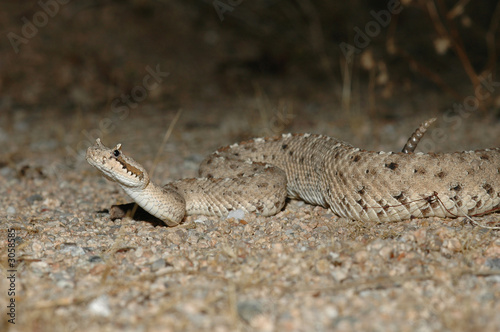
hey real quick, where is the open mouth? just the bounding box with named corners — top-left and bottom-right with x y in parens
top-left (114, 156), bottom-right (144, 180)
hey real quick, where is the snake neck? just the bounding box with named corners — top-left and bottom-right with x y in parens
top-left (119, 180), bottom-right (186, 226)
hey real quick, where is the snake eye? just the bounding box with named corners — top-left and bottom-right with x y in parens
top-left (113, 149), bottom-right (120, 157)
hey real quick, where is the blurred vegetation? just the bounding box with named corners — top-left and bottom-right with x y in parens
top-left (1, 0), bottom-right (499, 115)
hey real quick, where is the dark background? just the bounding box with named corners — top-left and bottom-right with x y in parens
top-left (2, 0), bottom-right (500, 153)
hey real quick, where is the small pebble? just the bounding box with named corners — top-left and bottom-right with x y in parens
top-left (315, 259), bottom-right (330, 274)
top-left (0, 166), bottom-right (15, 177)
top-left (485, 258), bottom-right (500, 270)
top-left (26, 194), bottom-right (43, 204)
top-left (354, 250), bottom-right (368, 263)
top-left (6, 206), bottom-right (16, 215)
top-left (88, 256), bottom-right (103, 263)
top-left (445, 238), bottom-right (462, 252)
top-left (331, 268), bottom-right (348, 282)
top-left (150, 258), bottom-right (166, 272)
top-left (226, 209), bottom-right (246, 221)
top-left (237, 300), bottom-right (263, 323)
top-left (59, 244), bottom-right (85, 256)
top-left (88, 295), bottom-right (111, 317)
top-left (378, 246), bottom-right (393, 259)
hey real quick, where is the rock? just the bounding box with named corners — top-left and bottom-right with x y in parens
top-left (227, 209), bottom-right (246, 221)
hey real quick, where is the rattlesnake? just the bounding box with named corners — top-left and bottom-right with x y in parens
top-left (86, 122), bottom-right (500, 226)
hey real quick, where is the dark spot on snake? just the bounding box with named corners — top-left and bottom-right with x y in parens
top-left (385, 162), bottom-right (398, 170)
top-left (357, 187), bottom-right (366, 195)
top-left (421, 207), bottom-right (431, 216)
top-left (483, 183), bottom-right (493, 195)
top-left (451, 184), bottom-right (462, 192)
top-left (299, 157), bottom-right (304, 163)
top-left (476, 200), bottom-right (482, 208)
top-left (353, 155), bottom-right (361, 162)
top-left (365, 169), bottom-right (370, 174)
top-left (435, 171), bottom-right (446, 178)
top-left (282, 144), bottom-right (288, 150)
top-left (413, 168), bottom-right (426, 174)
top-left (480, 154), bottom-right (489, 160)
top-left (257, 182), bottom-right (268, 188)
top-left (393, 192), bottom-right (404, 201)
top-left (424, 195), bottom-right (436, 204)
top-left (206, 173), bottom-right (214, 178)
top-left (289, 150), bottom-right (293, 156)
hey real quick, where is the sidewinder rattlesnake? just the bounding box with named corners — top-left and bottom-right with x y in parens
top-left (86, 122), bottom-right (500, 226)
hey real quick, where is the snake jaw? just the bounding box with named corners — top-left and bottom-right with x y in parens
top-left (86, 138), bottom-right (149, 189)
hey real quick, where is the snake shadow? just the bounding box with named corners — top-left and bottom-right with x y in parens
top-left (102, 203), bottom-right (170, 227)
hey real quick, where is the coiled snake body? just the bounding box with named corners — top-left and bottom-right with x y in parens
top-left (87, 126), bottom-right (500, 226)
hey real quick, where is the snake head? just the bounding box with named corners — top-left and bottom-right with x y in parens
top-left (86, 138), bottom-right (149, 189)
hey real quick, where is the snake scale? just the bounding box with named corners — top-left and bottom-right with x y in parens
top-left (87, 123), bottom-right (500, 226)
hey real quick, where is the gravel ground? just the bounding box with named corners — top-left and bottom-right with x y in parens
top-left (1, 105), bottom-right (500, 332)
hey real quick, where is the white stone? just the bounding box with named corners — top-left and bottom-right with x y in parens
top-left (6, 206), bottom-right (16, 215)
top-left (226, 209), bottom-right (246, 220)
top-left (88, 295), bottom-right (111, 317)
